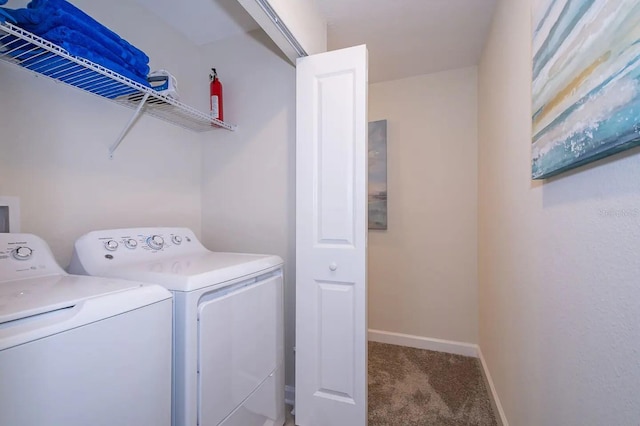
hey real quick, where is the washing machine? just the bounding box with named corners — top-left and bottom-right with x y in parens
top-left (0, 233), bottom-right (173, 426)
top-left (68, 227), bottom-right (285, 426)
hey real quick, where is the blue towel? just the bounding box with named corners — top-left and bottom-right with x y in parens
top-left (4, 43), bottom-right (142, 98)
top-left (41, 26), bottom-right (149, 80)
top-left (0, 9), bottom-right (15, 23)
top-left (0, 7), bottom-right (36, 26)
top-left (58, 43), bottom-right (149, 88)
top-left (1, 0), bottom-right (150, 81)
top-left (26, 0), bottom-right (149, 64)
top-left (0, 0), bottom-right (10, 22)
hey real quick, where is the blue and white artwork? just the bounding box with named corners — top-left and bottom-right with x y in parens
top-left (532, 0), bottom-right (640, 179)
top-left (368, 120), bottom-right (387, 230)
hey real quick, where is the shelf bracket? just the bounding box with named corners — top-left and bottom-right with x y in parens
top-left (109, 92), bottom-right (150, 158)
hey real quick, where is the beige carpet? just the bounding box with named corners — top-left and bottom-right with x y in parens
top-left (286, 342), bottom-right (497, 425)
top-left (368, 342), bottom-right (497, 426)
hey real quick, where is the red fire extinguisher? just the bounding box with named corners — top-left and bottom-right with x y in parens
top-left (209, 68), bottom-right (224, 121)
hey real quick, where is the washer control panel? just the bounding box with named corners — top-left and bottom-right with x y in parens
top-left (0, 233), bottom-right (65, 281)
top-left (69, 227), bottom-right (207, 273)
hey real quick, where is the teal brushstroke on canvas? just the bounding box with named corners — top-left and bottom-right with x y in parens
top-left (532, 98), bottom-right (640, 178)
top-left (534, 52), bottom-right (640, 141)
top-left (532, 0), bottom-right (595, 81)
top-left (531, 0), bottom-right (640, 179)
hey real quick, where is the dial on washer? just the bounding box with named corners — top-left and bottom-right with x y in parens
top-left (104, 240), bottom-right (119, 251)
top-left (124, 239), bottom-right (138, 249)
top-left (147, 235), bottom-right (165, 250)
top-left (12, 246), bottom-right (33, 260)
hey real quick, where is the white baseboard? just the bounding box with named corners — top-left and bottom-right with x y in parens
top-left (285, 385), bottom-right (295, 407)
top-left (368, 329), bottom-right (479, 358)
top-left (368, 329), bottom-right (507, 424)
top-left (477, 347), bottom-right (509, 426)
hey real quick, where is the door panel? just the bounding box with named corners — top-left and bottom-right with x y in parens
top-left (296, 44), bottom-right (368, 426)
top-left (316, 70), bottom-right (356, 245)
top-left (317, 280), bottom-right (355, 401)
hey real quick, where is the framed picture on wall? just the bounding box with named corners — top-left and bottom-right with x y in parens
top-left (531, 1), bottom-right (640, 179)
top-left (368, 120), bottom-right (387, 230)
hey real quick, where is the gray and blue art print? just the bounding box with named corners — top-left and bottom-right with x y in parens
top-left (368, 120), bottom-right (387, 230)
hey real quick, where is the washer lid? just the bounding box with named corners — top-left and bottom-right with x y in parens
top-left (110, 252), bottom-right (283, 292)
top-left (0, 274), bottom-right (147, 324)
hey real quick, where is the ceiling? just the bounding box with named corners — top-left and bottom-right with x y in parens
top-left (318, 0), bottom-right (497, 83)
top-left (134, 0), bottom-right (497, 84)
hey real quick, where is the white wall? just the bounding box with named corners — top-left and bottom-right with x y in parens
top-left (0, 0), bottom-right (204, 266)
top-left (199, 30), bottom-right (297, 386)
top-left (368, 67), bottom-right (479, 344)
top-left (478, 0), bottom-right (640, 424)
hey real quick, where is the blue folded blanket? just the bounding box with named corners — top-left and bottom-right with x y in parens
top-left (1, 0), bottom-right (150, 83)
top-left (41, 26), bottom-right (149, 79)
top-left (30, 0), bottom-right (148, 63)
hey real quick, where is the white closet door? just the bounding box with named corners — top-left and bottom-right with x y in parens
top-left (295, 44), bottom-right (368, 426)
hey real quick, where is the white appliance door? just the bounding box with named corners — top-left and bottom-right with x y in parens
top-left (198, 274), bottom-right (284, 426)
top-left (0, 300), bottom-right (172, 426)
top-left (295, 44), bottom-right (369, 426)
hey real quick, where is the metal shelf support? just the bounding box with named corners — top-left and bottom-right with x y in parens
top-left (109, 92), bottom-right (150, 158)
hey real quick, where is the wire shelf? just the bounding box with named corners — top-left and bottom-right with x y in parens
top-left (0, 21), bottom-right (236, 132)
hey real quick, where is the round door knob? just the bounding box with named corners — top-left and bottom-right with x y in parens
top-left (172, 235), bottom-right (182, 245)
top-left (104, 240), bottom-right (119, 251)
top-left (329, 262), bottom-right (338, 271)
top-left (12, 246), bottom-right (33, 260)
top-left (147, 235), bottom-right (165, 250)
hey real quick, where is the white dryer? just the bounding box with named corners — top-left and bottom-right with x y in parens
top-left (68, 227), bottom-right (285, 426)
top-left (0, 233), bottom-right (173, 426)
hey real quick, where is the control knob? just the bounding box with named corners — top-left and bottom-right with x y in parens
top-left (147, 235), bottom-right (165, 250)
top-left (104, 240), bottom-right (119, 251)
top-left (124, 239), bottom-right (138, 249)
top-left (12, 246), bottom-right (33, 261)
top-left (172, 235), bottom-right (183, 245)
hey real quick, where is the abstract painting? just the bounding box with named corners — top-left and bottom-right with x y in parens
top-left (368, 120), bottom-right (387, 230)
top-left (532, 1), bottom-right (640, 179)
